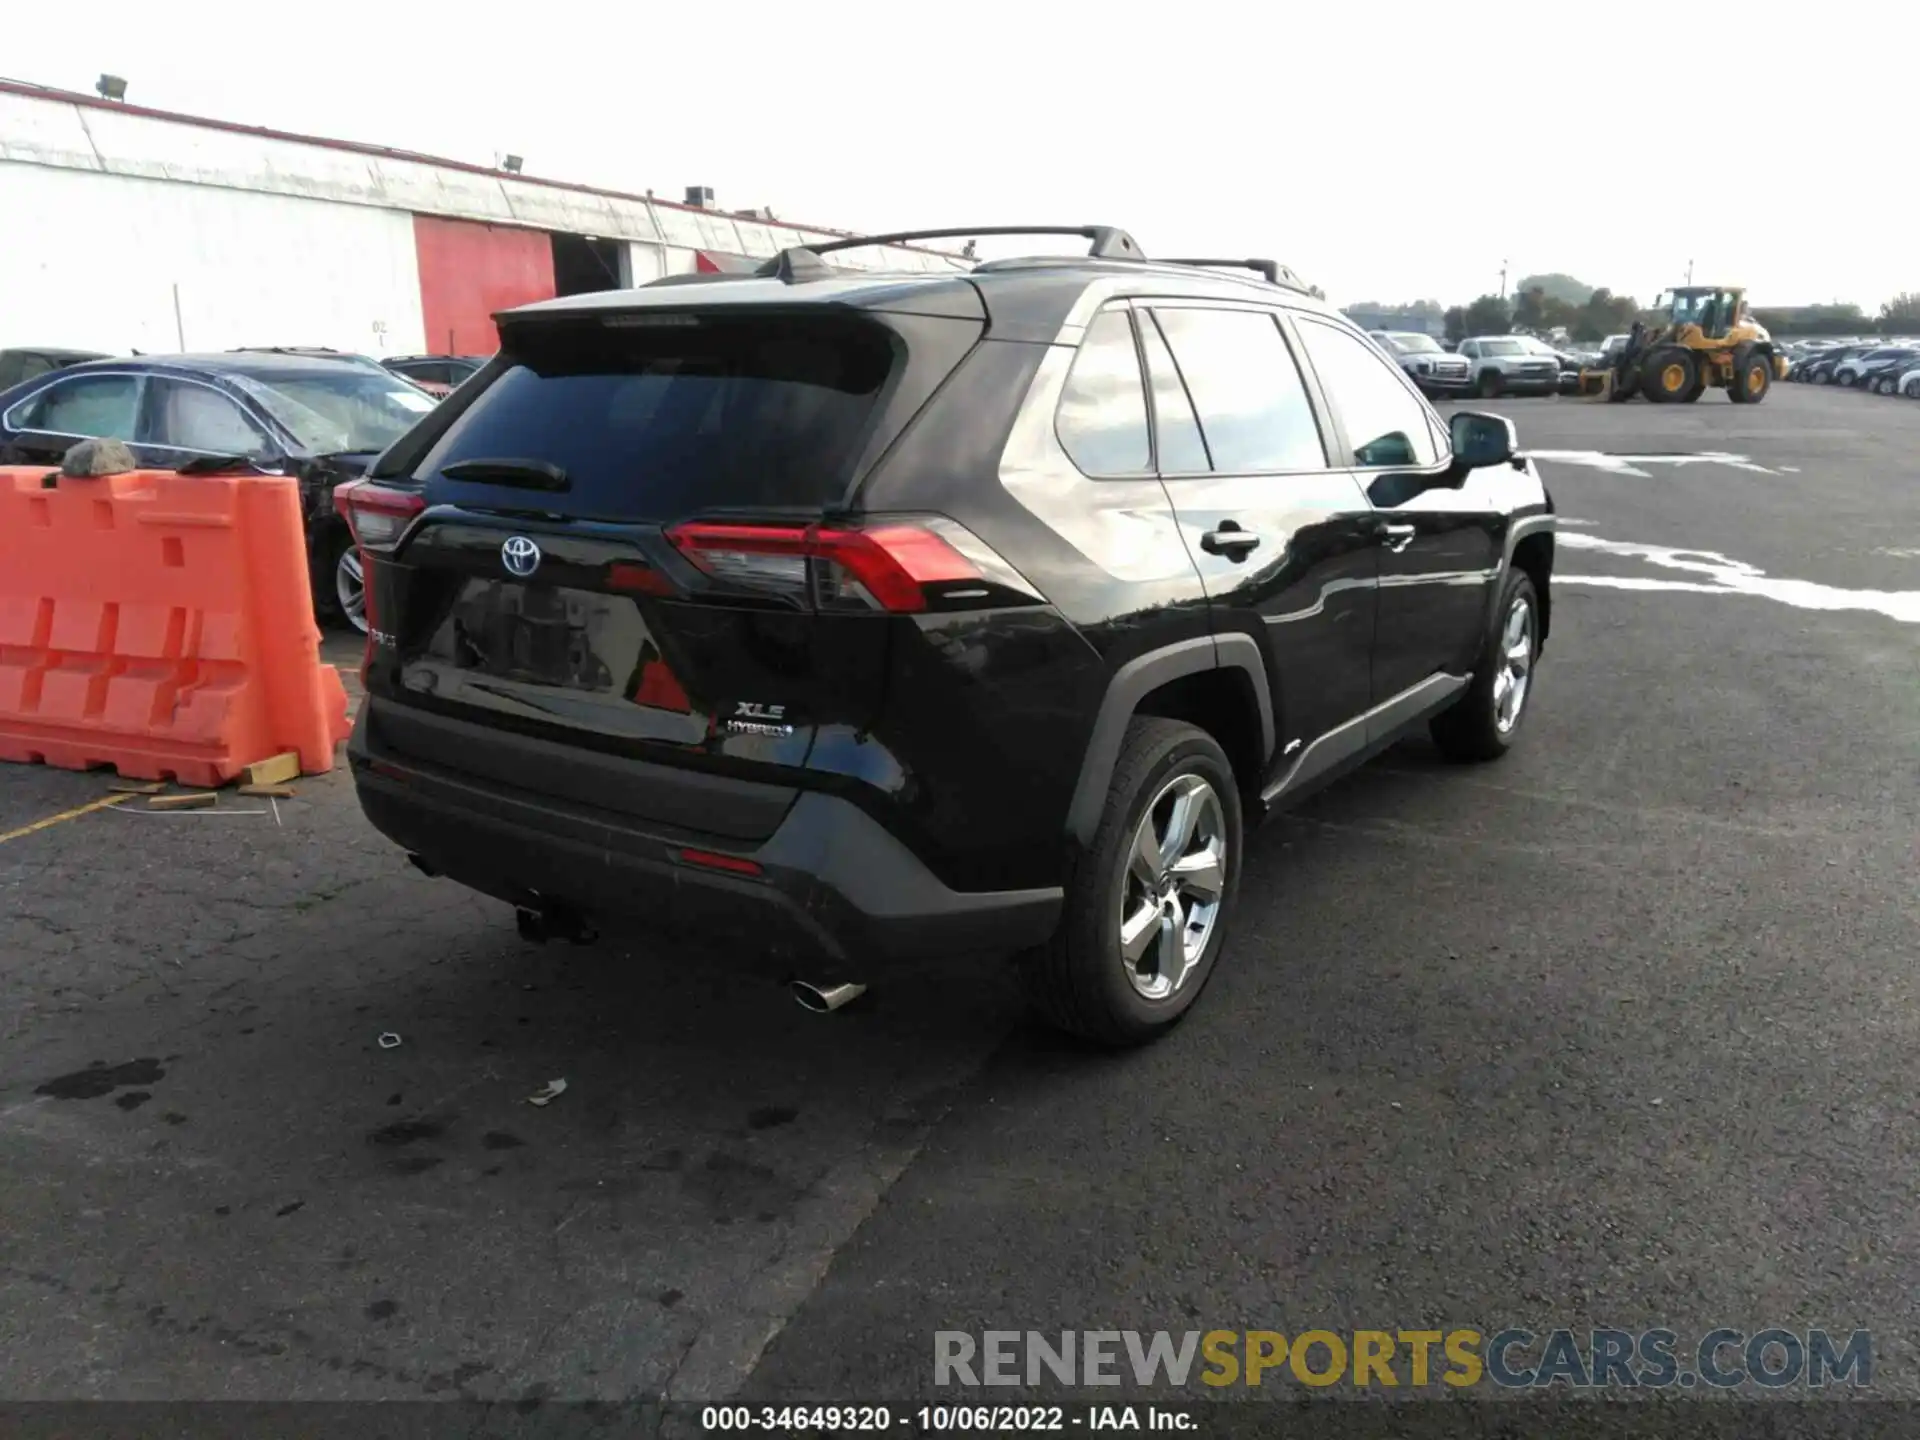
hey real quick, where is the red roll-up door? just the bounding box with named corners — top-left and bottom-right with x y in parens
top-left (414, 215), bottom-right (555, 354)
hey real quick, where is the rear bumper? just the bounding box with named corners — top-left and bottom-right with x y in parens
top-left (348, 699), bottom-right (1062, 967)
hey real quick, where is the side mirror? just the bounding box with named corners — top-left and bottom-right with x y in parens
top-left (1449, 411), bottom-right (1516, 471)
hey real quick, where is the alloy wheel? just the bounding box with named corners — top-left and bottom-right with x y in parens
top-left (1493, 596), bottom-right (1533, 734)
top-left (1118, 773), bottom-right (1227, 1002)
top-left (336, 546), bottom-right (369, 634)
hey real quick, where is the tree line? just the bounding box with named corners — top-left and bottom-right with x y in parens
top-left (1358, 285), bottom-right (1920, 344)
top-left (1749, 294), bottom-right (1920, 336)
top-left (1443, 288), bottom-right (1642, 345)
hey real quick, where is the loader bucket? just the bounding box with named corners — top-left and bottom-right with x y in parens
top-left (1576, 368), bottom-right (1615, 400)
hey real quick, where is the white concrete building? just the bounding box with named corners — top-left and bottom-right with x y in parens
top-left (0, 79), bottom-right (964, 359)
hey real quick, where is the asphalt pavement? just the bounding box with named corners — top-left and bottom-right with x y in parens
top-left (2, 383), bottom-right (1917, 1422)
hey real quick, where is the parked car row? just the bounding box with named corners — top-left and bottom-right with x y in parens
top-left (0, 345), bottom-right (488, 632)
top-left (1371, 331), bottom-right (1583, 399)
top-left (1784, 340), bottom-right (1920, 396)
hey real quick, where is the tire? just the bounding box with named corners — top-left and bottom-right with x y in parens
top-left (1729, 346), bottom-right (1772, 404)
top-left (1681, 375), bottom-right (1706, 402)
top-left (1430, 570), bottom-right (1539, 764)
top-left (1640, 347), bottom-right (1697, 402)
top-left (1837, 370), bottom-right (1857, 388)
top-left (1019, 717), bottom-right (1242, 1047)
top-left (1477, 368), bottom-right (1504, 399)
top-left (324, 526), bottom-right (369, 634)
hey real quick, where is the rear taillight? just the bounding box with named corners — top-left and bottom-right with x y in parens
top-left (606, 561), bottom-right (674, 596)
top-left (665, 518), bottom-right (1031, 614)
top-left (333, 481), bottom-right (426, 681)
top-left (678, 847), bottom-right (763, 877)
top-left (334, 480), bottom-right (425, 552)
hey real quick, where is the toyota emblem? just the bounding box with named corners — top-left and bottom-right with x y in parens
top-left (501, 535), bottom-right (542, 578)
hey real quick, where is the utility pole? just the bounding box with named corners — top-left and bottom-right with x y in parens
top-left (1686, 258), bottom-right (1694, 286)
top-left (1499, 259), bottom-right (1509, 299)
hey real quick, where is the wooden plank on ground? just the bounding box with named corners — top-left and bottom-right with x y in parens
top-left (243, 752), bottom-right (301, 788)
top-left (148, 792), bottom-right (217, 810)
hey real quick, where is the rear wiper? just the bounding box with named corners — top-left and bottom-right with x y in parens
top-left (439, 458), bottom-right (570, 492)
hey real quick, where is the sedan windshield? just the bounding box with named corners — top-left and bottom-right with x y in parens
top-left (230, 370), bottom-right (439, 454)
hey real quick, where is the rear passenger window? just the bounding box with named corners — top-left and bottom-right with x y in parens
top-left (1138, 315), bottom-right (1210, 474)
top-left (1151, 308), bottom-right (1326, 473)
top-left (1294, 318), bottom-right (1441, 469)
top-left (1056, 309), bottom-right (1151, 476)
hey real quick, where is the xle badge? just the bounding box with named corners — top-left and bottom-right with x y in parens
top-left (725, 702), bottom-right (794, 738)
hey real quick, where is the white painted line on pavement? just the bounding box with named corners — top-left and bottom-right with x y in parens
top-left (1531, 449), bottom-right (1780, 476)
top-left (1558, 532), bottom-right (1920, 623)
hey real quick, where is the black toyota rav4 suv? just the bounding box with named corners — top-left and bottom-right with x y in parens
top-left (341, 225), bottom-right (1556, 1046)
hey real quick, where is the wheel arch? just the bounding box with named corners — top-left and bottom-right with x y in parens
top-left (309, 510), bottom-right (354, 593)
top-left (1064, 635), bottom-right (1275, 848)
top-left (1480, 515), bottom-right (1554, 650)
top-left (1510, 530), bottom-right (1554, 650)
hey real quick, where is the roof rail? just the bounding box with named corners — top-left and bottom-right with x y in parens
top-left (1158, 258), bottom-right (1310, 293)
top-left (751, 225), bottom-right (1143, 285)
top-left (738, 226), bottom-right (1313, 298)
top-left (805, 225), bottom-right (1144, 260)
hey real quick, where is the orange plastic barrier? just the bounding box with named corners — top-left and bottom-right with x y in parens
top-left (0, 466), bottom-right (351, 786)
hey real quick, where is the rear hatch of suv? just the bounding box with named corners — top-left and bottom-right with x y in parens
top-left (349, 286), bottom-right (991, 844)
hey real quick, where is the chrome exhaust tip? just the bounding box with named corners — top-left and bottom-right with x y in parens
top-left (790, 980), bottom-right (867, 1014)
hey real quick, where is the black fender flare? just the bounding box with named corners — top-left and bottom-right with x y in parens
top-left (1488, 511), bottom-right (1557, 647)
top-left (1064, 634), bottom-right (1275, 848)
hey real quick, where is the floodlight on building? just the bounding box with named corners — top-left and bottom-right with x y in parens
top-left (97, 74), bottom-right (128, 102)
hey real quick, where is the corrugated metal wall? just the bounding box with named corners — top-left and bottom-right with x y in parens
top-left (0, 162), bottom-right (427, 355)
top-left (0, 85), bottom-right (966, 357)
top-left (0, 87), bottom-right (965, 273)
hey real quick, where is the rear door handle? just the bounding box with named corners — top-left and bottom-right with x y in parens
top-left (1378, 523), bottom-right (1417, 553)
top-left (1200, 524), bottom-right (1262, 560)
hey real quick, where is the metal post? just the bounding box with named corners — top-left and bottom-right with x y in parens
top-left (172, 283), bottom-right (186, 350)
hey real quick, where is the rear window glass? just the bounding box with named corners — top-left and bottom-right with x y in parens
top-left (412, 317), bottom-right (896, 518)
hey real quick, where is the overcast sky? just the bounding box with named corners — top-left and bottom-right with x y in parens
top-left (8, 2), bottom-right (1915, 310)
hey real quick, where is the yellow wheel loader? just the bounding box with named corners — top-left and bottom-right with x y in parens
top-left (1576, 286), bottom-right (1790, 404)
